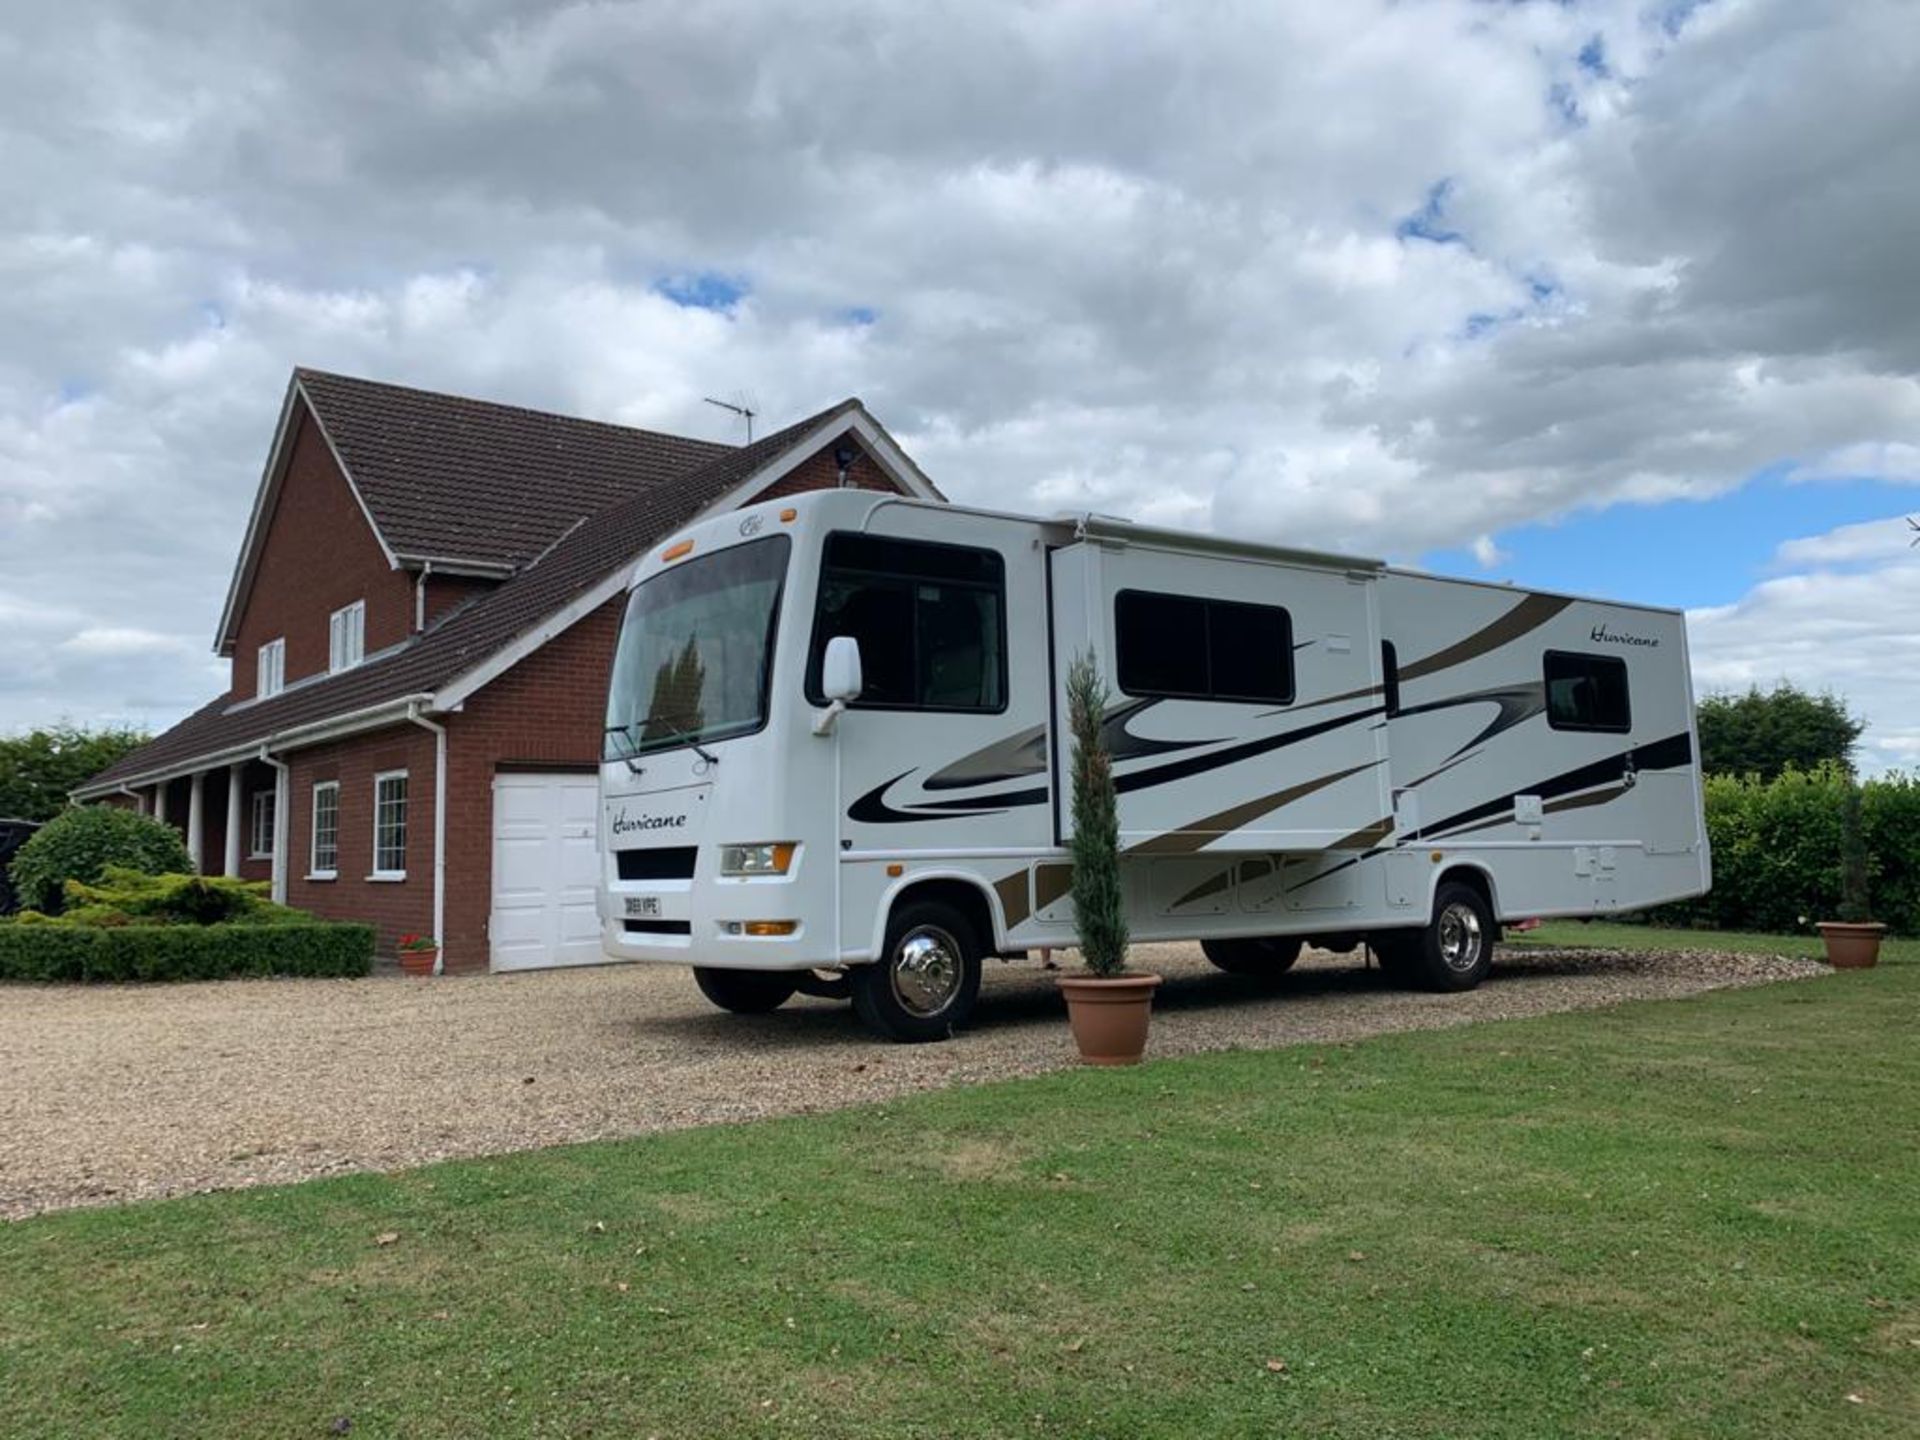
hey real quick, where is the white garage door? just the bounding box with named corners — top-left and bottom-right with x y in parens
top-left (490, 771), bottom-right (609, 971)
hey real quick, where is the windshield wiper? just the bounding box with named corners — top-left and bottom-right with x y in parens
top-left (619, 712), bottom-right (720, 767)
top-left (603, 723), bottom-right (647, 773)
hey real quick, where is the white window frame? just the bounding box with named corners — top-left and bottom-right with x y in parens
top-left (249, 788), bottom-right (277, 859)
top-left (308, 780), bottom-right (340, 880)
top-left (329, 600), bottom-right (366, 673)
top-left (257, 637), bottom-right (286, 698)
top-left (371, 769), bottom-right (408, 880)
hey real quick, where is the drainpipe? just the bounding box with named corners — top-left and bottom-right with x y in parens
top-left (414, 561), bottom-right (434, 633)
top-left (115, 784), bottom-right (146, 815)
top-left (258, 745), bottom-right (290, 905)
top-left (406, 704), bottom-right (449, 976)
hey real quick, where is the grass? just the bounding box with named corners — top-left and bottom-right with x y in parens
top-left (2, 968), bottom-right (1916, 1437)
top-left (1512, 918), bottom-right (1920, 966)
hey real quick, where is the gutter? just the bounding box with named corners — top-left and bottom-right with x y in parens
top-left (405, 703), bottom-right (450, 977)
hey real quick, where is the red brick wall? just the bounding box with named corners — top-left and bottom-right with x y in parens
top-left (282, 726), bottom-right (436, 954)
top-left (230, 406), bottom-right (412, 699)
top-left (748, 437), bottom-right (896, 502)
top-left (423, 574), bottom-right (496, 627)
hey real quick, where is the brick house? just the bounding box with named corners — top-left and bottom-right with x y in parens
top-left (75, 370), bottom-right (939, 971)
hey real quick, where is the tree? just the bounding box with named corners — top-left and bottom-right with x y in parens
top-left (1066, 651), bottom-right (1129, 976)
top-left (1696, 684), bottom-right (1863, 780)
top-left (0, 725), bottom-right (151, 824)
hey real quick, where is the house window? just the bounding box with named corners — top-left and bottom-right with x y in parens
top-left (249, 788), bottom-right (277, 859)
top-left (310, 781), bottom-right (339, 878)
top-left (1544, 651), bottom-right (1632, 733)
top-left (1115, 591), bottom-right (1294, 704)
top-left (257, 637), bottom-right (286, 698)
top-left (804, 534), bottom-right (1006, 711)
top-left (372, 771), bottom-right (408, 878)
top-left (329, 601), bottom-right (366, 672)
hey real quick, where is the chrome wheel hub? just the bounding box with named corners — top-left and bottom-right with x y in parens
top-left (891, 926), bottom-right (963, 1017)
top-left (1437, 902), bottom-right (1484, 973)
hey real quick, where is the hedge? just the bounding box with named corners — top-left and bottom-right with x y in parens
top-left (7, 805), bottom-right (194, 914)
top-left (1650, 765), bottom-right (1920, 937)
top-left (0, 921), bottom-right (376, 983)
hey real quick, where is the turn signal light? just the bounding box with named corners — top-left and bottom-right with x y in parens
top-left (661, 538), bottom-right (695, 562)
top-left (779, 508), bottom-right (798, 522)
top-left (741, 921), bottom-right (798, 937)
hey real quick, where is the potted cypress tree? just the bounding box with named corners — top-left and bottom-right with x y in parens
top-left (1056, 652), bottom-right (1161, 1064)
top-left (1816, 783), bottom-right (1884, 968)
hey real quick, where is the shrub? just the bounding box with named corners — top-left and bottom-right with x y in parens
top-left (1066, 650), bottom-right (1129, 977)
top-left (7, 806), bottom-right (193, 915)
top-left (0, 920), bottom-right (375, 983)
top-left (60, 867), bottom-right (293, 926)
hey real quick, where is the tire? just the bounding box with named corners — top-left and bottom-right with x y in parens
top-left (1201, 935), bottom-right (1303, 977)
top-left (852, 900), bottom-right (984, 1042)
top-left (1405, 881), bottom-right (1496, 992)
top-left (693, 966), bottom-right (799, 1014)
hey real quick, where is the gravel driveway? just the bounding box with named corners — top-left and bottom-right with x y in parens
top-left (0, 943), bottom-right (1823, 1220)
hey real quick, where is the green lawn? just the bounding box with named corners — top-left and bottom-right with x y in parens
top-left (3, 968), bottom-right (1916, 1438)
top-left (1512, 918), bottom-right (1920, 966)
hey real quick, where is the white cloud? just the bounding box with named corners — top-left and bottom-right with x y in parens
top-left (1692, 516), bottom-right (1920, 774)
top-left (0, 0), bottom-right (1916, 735)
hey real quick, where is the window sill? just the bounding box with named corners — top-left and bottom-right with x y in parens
top-left (248, 853), bottom-right (274, 862)
top-left (305, 871), bottom-right (338, 883)
top-left (367, 872), bottom-right (408, 884)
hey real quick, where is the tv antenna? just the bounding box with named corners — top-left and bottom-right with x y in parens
top-left (1908, 516), bottom-right (1918, 548)
top-left (703, 394), bottom-right (758, 443)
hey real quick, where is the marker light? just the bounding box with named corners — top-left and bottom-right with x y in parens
top-left (720, 843), bottom-right (796, 877)
top-left (661, 538), bottom-right (695, 562)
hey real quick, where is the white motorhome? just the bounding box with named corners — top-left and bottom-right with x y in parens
top-left (599, 489), bottom-right (1709, 1041)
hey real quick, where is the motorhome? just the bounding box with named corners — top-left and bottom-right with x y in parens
top-left (599, 489), bottom-right (1709, 1041)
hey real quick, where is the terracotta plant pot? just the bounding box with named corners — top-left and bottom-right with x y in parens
top-left (398, 949), bottom-right (437, 976)
top-left (1058, 973), bottom-right (1163, 1066)
top-left (1815, 921), bottom-right (1885, 970)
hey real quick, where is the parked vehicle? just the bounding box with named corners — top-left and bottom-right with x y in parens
top-left (599, 490), bottom-right (1710, 1040)
top-left (0, 817), bottom-right (43, 915)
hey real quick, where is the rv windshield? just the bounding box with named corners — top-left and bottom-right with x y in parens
top-left (604, 535), bottom-right (791, 761)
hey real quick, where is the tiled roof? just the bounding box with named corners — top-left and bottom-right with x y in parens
top-left (82, 398), bottom-right (864, 791)
top-left (297, 369), bottom-right (734, 570)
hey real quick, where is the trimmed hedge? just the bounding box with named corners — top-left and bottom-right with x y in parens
top-left (7, 806), bottom-right (193, 914)
top-left (1650, 765), bottom-right (1920, 937)
top-left (0, 921), bottom-right (375, 983)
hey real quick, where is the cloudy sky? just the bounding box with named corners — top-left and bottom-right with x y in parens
top-left (3, 0), bottom-right (1916, 766)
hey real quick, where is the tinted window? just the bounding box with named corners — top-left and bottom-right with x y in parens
top-left (1381, 640), bottom-right (1401, 717)
top-left (1116, 590), bottom-right (1294, 704)
top-left (806, 534), bottom-right (1006, 711)
top-left (1544, 651), bottom-right (1631, 732)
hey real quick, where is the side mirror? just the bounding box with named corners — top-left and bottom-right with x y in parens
top-left (822, 635), bottom-right (863, 704)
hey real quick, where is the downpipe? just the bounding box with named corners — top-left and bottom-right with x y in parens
top-left (406, 704), bottom-right (450, 976)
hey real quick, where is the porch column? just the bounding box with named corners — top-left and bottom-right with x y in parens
top-left (154, 781), bottom-right (169, 826)
top-left (186, 771), bottom-right (206, 872)
top-left (224, 763), bottom-right (245, 877)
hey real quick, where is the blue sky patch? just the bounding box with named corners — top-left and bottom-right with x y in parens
top-left (1418, 469), bottom-right (1920, 610)
top-left (839, 306), bottom-right (878, 327)
top-left (1395, 180), bottom-right (1465, 246)
top-left (653, 271), bottom-right (749, 311)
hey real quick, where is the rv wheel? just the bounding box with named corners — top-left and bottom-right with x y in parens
top-left (853, 900), bottom-right (983, 1043)
top-left (1200, 936), bottom-right (1303, 977)
top-left (693, 966), bottom-right (799, 1014)
top-left (1406, 882), bottom-right (1496, 992)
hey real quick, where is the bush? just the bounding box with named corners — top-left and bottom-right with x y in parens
top-left (7, 806), bottom-right (193, 915)
top-left (0, 920), bottom-right (375, 983)
top-left (1650, 765), bottom-right (1919, 936)
top-left (59, 867), bottom-right (295, 927)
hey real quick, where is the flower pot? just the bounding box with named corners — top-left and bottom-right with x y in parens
top-left (398, 948), bottom-right (438, 976)
top-left (1815, 921), bottom-right (1885, 970)
top-left (1058, 973), bottom-right (1163, 1066)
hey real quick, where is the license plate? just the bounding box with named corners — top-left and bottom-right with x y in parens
top-left (625, 895), bottom-right (663, 919)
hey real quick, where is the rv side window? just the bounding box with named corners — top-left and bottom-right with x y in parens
top-left (806, 533), bottom-right (1006, 712)
top-left (1115, 591), bottom-right (1294, 704)
top-left (1382, 641), bottom-right (1401, 717)
top-left (1543, 651), bottom-right (1631, 732)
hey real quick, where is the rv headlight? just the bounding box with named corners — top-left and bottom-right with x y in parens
top-left (720, 842), bottom-right (796, 877)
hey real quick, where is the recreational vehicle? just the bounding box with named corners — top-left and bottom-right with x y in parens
top-left (599, 490), bottom-right (1709, 1041)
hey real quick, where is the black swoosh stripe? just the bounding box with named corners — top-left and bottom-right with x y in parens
top-left (1414, 731), bottom-right (1693, 842)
